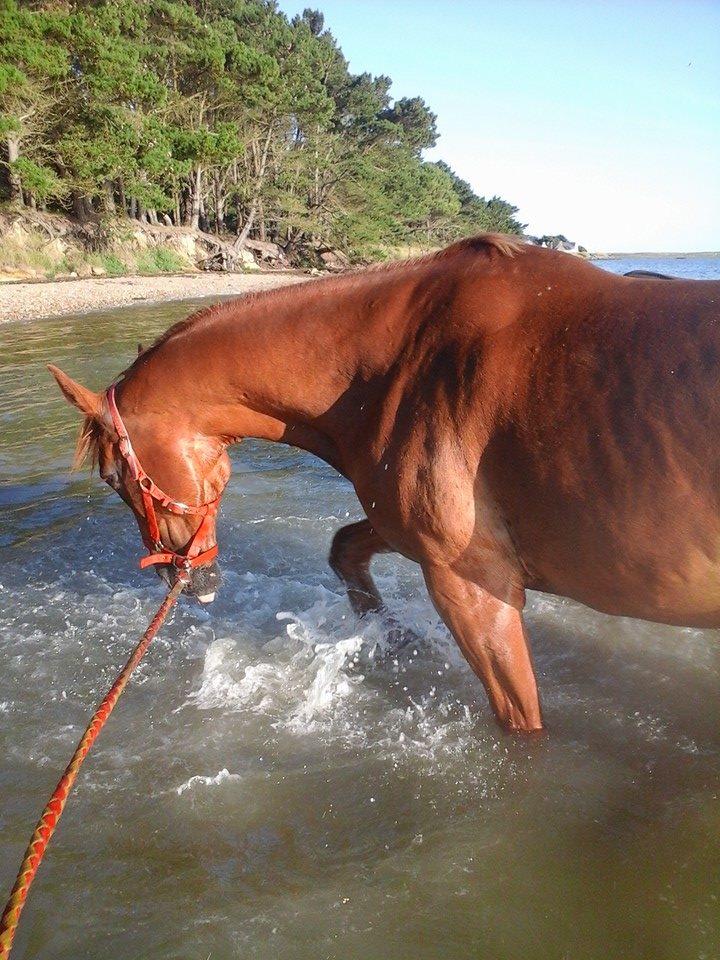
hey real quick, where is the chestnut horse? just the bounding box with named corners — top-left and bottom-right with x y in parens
top-left (49, 234), bottom-right (720, 733)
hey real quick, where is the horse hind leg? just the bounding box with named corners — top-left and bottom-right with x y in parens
top-left (329, 519), bottom-right (416, 649)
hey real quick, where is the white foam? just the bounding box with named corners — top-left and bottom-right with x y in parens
top-left (191, 603), bottom-right (372, 731)
top-left (176, 768), bottom-right (242, 795)
top-left (184, 592), bottom-right (515, 788)
top-left (286, 631), bottom-right (365, 729)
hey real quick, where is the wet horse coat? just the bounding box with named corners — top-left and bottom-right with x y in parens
top-left (49, 235), bottom-right (720, 732)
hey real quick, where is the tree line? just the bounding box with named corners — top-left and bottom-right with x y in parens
top-left (0, 0), bottom-right (526, 260)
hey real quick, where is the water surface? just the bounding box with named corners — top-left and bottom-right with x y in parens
top-left (1, 260), bottom-right (719, 960)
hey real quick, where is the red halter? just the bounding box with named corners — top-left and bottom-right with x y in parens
top-left (106, 384), bottom-right (220, 571)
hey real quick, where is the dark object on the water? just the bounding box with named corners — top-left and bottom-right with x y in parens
top-left (624, 269), bottom-right (675, 279)
top-left (48, 234), bottom-right (720, 733)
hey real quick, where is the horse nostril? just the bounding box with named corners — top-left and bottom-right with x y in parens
top-left (187, 561), bottom-right (222, 601)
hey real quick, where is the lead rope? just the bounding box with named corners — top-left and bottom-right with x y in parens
top-left (0, 577), bottom-right (187, 959)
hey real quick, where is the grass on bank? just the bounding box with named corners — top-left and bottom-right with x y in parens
top-left (0, 226), bottom-right (194, 280)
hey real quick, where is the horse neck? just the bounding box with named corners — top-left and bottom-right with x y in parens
top-left (121, 274), bottom-right (413, 473)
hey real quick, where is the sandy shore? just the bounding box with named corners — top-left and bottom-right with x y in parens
top-left (0, 270), bottom-right (309, 324)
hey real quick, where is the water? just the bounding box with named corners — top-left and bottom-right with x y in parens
top-left (594, 254), bottom-right (720, 280)
top-left (1, 259), bottom-right (719, 960)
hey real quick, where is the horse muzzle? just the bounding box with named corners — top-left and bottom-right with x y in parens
top-left (156, 560), bottom-right (222, 603)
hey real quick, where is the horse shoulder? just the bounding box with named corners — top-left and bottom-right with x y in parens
top-left (353, 384), bottom-right (526, 609)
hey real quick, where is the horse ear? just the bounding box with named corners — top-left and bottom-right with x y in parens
top-left (137, 342), bottom-right (144, 356)
top-left (47, 364), bottom-right (104, 419)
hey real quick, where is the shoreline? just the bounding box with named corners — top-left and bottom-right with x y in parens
top-left (603, 251), bottom-right (720, 259)
top-left (0, 270), bottom-right (309, 325)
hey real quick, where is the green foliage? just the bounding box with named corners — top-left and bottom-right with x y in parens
top-left (98, 253), bottom-right (127, 276)
top-left (381, 96), bottom-right (438, 154)
top-left (0, 0), bottom-right (528, 258)
top-left (10, 156), bottom-right (65, 203)
top-left (135, 247), bottom-right (188, 273)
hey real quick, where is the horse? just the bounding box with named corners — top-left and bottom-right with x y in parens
top-left (48, 233), bottom-right (720, 733)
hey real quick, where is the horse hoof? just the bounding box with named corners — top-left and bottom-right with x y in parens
top-left (381, 621), bottom-right (421, 655)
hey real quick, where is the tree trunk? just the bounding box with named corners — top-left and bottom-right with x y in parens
top-left (117, 175), bottom-right (126, 214)
top-left (213, 171), bottom-right (225, 234)
top-left (235, 121), bottom-right (274, 243)
top-left (187, 167), bottom-right (202, 230)
top-left (72, 190), bottom-right (86, 221)
top-left (104, 181), bottom-right (116, 215)
top-left (234, 202), bottom-right (257, 248)
top-left (199, 194), bottom-right (209, 233)
top-left (6, 136), bottom-right (24, 204)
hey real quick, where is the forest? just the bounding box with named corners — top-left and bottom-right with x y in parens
top-left (0, 0), bottom-right (526, 262)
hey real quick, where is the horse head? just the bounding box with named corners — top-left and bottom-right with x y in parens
top-left (48, 364), bottom-right (228, 603)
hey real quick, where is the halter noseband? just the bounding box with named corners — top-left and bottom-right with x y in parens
top-left (106, 384), bottom-right (220, 572)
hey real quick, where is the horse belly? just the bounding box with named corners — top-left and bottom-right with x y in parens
top-left (508, 500), bottom-right (720, 628)
top-left (481, 443), bottom-right (720, 628)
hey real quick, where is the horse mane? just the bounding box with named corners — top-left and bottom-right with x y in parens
top-left (73, 414), bottom-right (103, 472)
top-left (120, 232), bottom-right (526, 376)
top-left (356, 232), bottom-right (525, 277)
top-left (433, 231), bottom-right (525, 260)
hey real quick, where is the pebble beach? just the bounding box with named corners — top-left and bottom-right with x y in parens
top-left (0, 270), bottom-right (308, 324)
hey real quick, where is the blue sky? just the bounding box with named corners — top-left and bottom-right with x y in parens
top-left (277, 0), bottom-right (720, 252)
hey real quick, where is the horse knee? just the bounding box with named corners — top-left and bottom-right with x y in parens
top-left (329, 521), bottom-right (373, 580)
top-left (329, 528), bottom-right (353, 580)
top-left (329, 521), bottom-right (387, 617)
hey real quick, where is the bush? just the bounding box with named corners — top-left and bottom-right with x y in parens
top-left (99, 253), bottom-right (126, 276)
top-left (135, 247), bottom-right (188, 273)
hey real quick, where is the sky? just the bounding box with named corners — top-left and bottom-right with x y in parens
top-left (277, 0), bottom-right (720, 252)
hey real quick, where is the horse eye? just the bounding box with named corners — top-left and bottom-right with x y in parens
top-left (102, 472), bottom-right (120, 490)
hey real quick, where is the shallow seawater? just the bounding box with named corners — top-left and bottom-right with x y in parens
top-left (1, 264), bottom-right (719, 960)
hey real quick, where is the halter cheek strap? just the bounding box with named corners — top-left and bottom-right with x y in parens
top-left (106, 384), bottom-right (220, 571)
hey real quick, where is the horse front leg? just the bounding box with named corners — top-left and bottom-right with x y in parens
top-left (329, 520), bottom-right (417, 649)
top-left (329, 519), bottom-right (390, 617)
top-left (422, 562), bottom-right (544, 733)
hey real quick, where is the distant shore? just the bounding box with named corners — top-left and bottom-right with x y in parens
top-left (0, 270), bottom-right (309, 325)
top-left (603, 251), bottom-right (720, 259)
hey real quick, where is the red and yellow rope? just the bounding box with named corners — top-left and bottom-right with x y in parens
top-left (0, 577), bottom-right (186, 958)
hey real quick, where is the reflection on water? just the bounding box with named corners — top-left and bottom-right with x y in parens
top-left (1, 272), bottom-right (719, 960)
